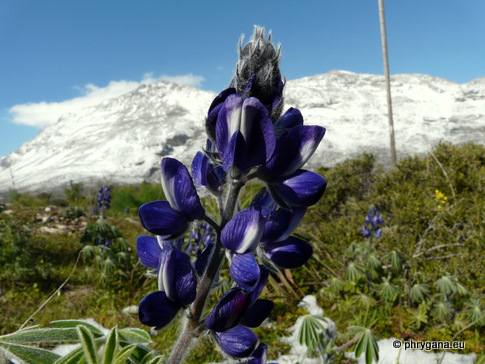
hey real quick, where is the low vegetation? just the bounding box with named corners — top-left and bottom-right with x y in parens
top-left (1, 142), bottom-right (484, 362)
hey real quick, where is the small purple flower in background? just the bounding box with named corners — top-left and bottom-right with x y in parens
top-left (361, 205), bottom-right (384, 239)
top-left (135, 26), bottom-right (327, 363)
top-left (96, 186), bottom-right (111, 218)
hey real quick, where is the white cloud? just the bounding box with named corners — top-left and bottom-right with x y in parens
top-left (8, 73), bottom-right (204, 127)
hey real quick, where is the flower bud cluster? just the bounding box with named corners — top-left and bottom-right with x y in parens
top-left (136, 26), bottom-right (326, 362)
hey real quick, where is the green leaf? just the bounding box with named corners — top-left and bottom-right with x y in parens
top-left (435, 276), bottom-right (455, 296)
top-left (0, 342), bottom-right (61, 364)
top-left (351, 327), bottom-right (379, 364)
top-left (113, 344), bottom-right (137, 364)
top-left (378, 277), bottom-right (398, 302)
top-left (119, 328), bottom-right (152, 344)
top-left (50, 320), bottom-right (104, 337)
top-left (1, 328), bottom-right (79, 344)
top-left (146, 356), bottom-right (166, 364)
top-left (390, 250), bottom-right (402, 272)
top-left (53, 347), bottom-right (84, 364)
top-left (410, 283), bottom-right (429, 303)
top-left (102, 327), bottom-right (118, 364)
top-left (76, 326), bottom-right (98, 364)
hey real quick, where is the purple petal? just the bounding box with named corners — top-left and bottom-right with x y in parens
top-left (240, 97), bottom-right (276, 166)
top-left (192, 151), bottom-right (225, 193)
top-left (207, 88), bottom-right (237, 129)
top-left (136, 235), bottom-right (162, 269)
top-left (191, 152), bottom-right (208, 188)
top-left (250, 188), bottom-right (277, 218)
top-left (222, 130), bottom-right (247, 173)
top-left (216, 94), bottom-right (243, 157)
top-left (161, 249), bottom-right (197, 306)
top-left (264, 125), bottom-right (325, 179)
top-left (274, 107), bottom-right (303, 130)
top-left (264, 236), bottom-right (313, 269)
top-left (138, 201), bottom-right (189, 237)
top-left (261, 206), bottom-right (307, 243)
top-left (247, 343), bottom-right (268, 364)
top-left (161, 158), bottom-right (205, 220)
top-left (138, 291), bottom-right (180, 328)
top-left (205, 288), bottom-right (250, 332)
top-left (272, 170), bottom-right (327, 207)
top-left (194, 241), bottom-right (215, 276)
top-left (284, 125), bottom-right (325, 176)
top-left (216, 325), bottom-right (258, 358)
top-left (249, 266), bottom-right (270, 304)
top-left (240, 299), bottom-right (274, 328)
top-left (230, 252), bottom-right (261, 291)
top-left (221, 206), bottom-right (266, 254)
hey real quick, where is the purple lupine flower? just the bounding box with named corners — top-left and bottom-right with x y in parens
top-left (97, 186), bottom-right (111, 210)
top-left (191, 151), bottom-right (226, 195)
top-left (220, 206), bottom-right (267, 290)
top-left (215, 93), bottom-right (276, 174)
top-left (259, 108), bottom-right (327, 208)
top-left (361, 205), bottom-right (383, 239)
top-left (250, 189), bottom-right (313, 270)
top-left (247, 343), bottom-right (268, 364)
top-left (136, 235), bottom-right (197, 328)
top-left (138, 158), bottom-right (205, 239)
top-left (206, 268), bottom-right (274, 359)
top-left (135, 26), bottom-right (326, 361)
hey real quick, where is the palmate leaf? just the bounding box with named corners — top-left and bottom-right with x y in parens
top-left (390, 250), bottom-right (402, 272)
top-left (348, 326), bottom-right (379, 364)
top-left (0, 342), bottom-right (61, 364)
top-left (435, 276), bottom-right (455, 296)
top-left (378, 277), bottom-right (398, 302)
top-left (407, 304), bottom-right (428, 330)
top-left (432, 301), bottom-right (450, 321)
top-left (346, 262), bottom-right (364, 282)
top-left (410, 282), bottom-right (429, 303)
top-left (298, 315), bottom-right (327, 352)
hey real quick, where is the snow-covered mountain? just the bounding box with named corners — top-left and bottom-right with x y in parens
top-left (1, 70), bottom-right (484, 196)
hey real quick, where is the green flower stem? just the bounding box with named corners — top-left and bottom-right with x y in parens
top-left (167, 181), bottom-right (244, 363)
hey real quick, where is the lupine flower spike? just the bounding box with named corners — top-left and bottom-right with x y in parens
top-left (136, 26), bottom-right (327, 362)
top-left (361, 205), bottom-right (384, 240)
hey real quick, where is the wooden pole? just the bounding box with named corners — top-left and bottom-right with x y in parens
top-left (378, 0), bottom-right (397, 168)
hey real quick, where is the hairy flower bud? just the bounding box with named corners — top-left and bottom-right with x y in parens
top-left (230, 26), bottom-right (284, 123)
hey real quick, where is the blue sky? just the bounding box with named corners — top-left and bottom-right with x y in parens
top-left (1, 0), bottom-right (484, 158)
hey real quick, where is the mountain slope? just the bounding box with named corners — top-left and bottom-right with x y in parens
top-left (1, 71), bottom-right (484, 195)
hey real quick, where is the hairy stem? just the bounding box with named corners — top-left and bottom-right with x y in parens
top-left (167, 181), bottom-right (244, 363)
